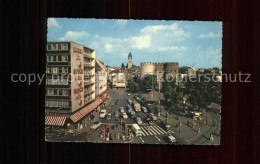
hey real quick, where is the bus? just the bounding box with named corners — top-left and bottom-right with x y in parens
top-left (131, 124), bottom-right (142, 137)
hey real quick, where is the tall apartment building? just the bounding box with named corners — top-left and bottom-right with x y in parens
top-left (95, 59), bottom-right (108, 97)
top-left (45, 41), bottom-right (97, 130)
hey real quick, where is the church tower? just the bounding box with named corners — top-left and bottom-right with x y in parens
top-left (128, 52), bottom-right (132, 68)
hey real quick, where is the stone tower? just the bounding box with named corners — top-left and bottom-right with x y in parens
top-left (128, 52), bottom-right (132, 68)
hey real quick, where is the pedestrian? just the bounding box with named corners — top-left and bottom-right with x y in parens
top-left (210, 134), bottom-right (214, 142)
top-left (198, 128), bottom-right (200, 134)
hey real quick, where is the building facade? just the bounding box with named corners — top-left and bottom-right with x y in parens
top-left (45, 41), bottom-right (104, 132)
top-left (95, 60), bottom-right (108, 97)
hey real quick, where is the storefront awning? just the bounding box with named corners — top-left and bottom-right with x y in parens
top-left (45, 116), bottom-right (67, 126)
top-left (70, 96), bottom-right (106, 123)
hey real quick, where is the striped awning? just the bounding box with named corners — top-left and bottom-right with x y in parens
top-left (45, 116), bottom-right (66, 126)
top-left (70, 96), bottom-right (107, 123)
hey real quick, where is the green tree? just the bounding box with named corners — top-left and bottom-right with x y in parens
top-left (129, 81), bottom-right (140, 93)
top-left (162, 80), bottom-right (183, 107)
top-left (141, 74), bottom-right (157, 92)
top-left (184, 73), bottom-right (221, 110)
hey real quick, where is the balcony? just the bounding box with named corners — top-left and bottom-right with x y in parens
top-left (84, 89), bottom-right (95, 95)
top-left (84, 53), bottom-right (94, 58)
top-left (84, 62), bottom-right (94, 67)
top-left (84, 81), bottom-right (95, 86)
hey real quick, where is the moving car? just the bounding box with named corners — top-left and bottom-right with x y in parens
top-left (122, 112), bottom-right (128, 119)
top-left (161, 120), bottom-right (172, 131)
top-left (131, 124), bottom-right (142, 137)
top-left (99, 109), bottom-right (107, 118)
top-left (120, 106), bottom-right (125, 113)
top-left (106, 113), bottom-right (112, 120)
top-left (114, 111), bottom-right (119, 117)
top-left (167, 135), bottom-right (176, 143)
top-left (136, 117), bottom-right (142, 124)
top-left (142, 106), bottom-right (148, 113)
top-left (90, 122), bottom-right (102, 130)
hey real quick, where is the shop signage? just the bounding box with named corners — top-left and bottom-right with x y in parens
top-left (73, 47), bottom-right (83, 54)
top-left (74, 87), bottom-right (83, 94)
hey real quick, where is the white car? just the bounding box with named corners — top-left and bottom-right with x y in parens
top-left (120, 107), bottom-right (125, 113)
top-left (99, 109), bottom-right (107, 118)
top-left (122, 112), bottom-right (128, 119)
top-left (167, 135), bottom-right (176, 143)
top-left (90, 122), bottom-right (102, 130)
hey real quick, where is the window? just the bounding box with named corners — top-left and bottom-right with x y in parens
top-left (53, 44), bottom-right (56, 50)
top-left (47, 44), bottom-right (51, 50)
top-left (54, 89), bottom-right (58, 96)
top-left (47, 79), bottom-right (52, 85)
top-left (58, 56), bottom-right (62, 62)
top-left (59, 90), bottom-right (63, 96)
top-left (62, 67), bottom-right (68, 73)
top-left (53, 78), bottom-right (58, 85)
top-left (63, 79), bottom-right (68, 85)
top-left (45, 101), bottom-right (48, 107)
top-left (52, 67), bottom-right (58, 73)
top-left (58, 79), bottom-right (63, 85)
top-left (58, 67), bottom-right (63, 73)
top-left (49, 101), bottom-right (53, 107)
top-left (53, 101), bottom-right (58, 107)
top-left (58, 101), bottom-right (63, 107)
top-left (46, 67), bottom-right (51, 73)
top-left (62, 55), bottom-right (68, 62)
top-left (53, 56), bottom-right (57, 62)
top-left (64, 90), bottom-right (69, 96)
top-left (63, 43), bottom-right (68, 50)
top-left (58, 44), bottom-right (61, 50)
top-left (48, 90), bottom-right (54, 96)
top-left (64, 101), bottom-right (69, 108)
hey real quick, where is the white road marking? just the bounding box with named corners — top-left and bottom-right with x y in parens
top-left (151, 126), bottom-right (164, 135)
top-left (139, 137), bottom-right (144, 143)
top-left (154, 135), bottom-right (161, 142)
top-left (155, 125), bottom-right (167, 134)
top-left (140, 127), bottom-right (149, 136)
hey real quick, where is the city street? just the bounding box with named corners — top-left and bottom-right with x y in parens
top-left (49, 88), bottom-right (220, 145)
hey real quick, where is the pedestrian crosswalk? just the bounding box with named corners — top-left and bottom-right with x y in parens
top-left (140, 125), bottom-right (168, 136)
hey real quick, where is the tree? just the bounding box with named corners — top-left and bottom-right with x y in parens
top-left (184, 73), bottom-right (221, 110)
top-left (121, 63), bottom-right (125, 71)
top-left (141, 74), bottom-right (157, 92)
top-left (129, 81), bottom-right (140, 93)
top-left (162, 80), bottom-right (183, 107)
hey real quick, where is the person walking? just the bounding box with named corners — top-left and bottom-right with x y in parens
top-left (210, 134), bottom-right (214, 142)
top-left (198, 127), bottom-right (201, 134)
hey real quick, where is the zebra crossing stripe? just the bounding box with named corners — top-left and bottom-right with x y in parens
top-left (143, 126), bottom-right (154, 135)
top-left (141, 127), bottom-right (149, 136)
top-left (150, 126), bottom-right (162, 135)
top-left (151, 126), bottom-right (164, 135)
top-left (156, 125), bottom-right (167, 134)
top-left (147, 126), bottom-right (157, 135)
top-left (153, 126), bottom-right (165, 134)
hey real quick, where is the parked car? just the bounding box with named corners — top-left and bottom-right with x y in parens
top-left (142, 107), bottom-right (148, 113)
top-left (149, 113), bottom-right (158, 120)
top-left (136, 117), bottom-right (142, 124)
top-left (146, 117), bottom-right (154, 124)
top-left (120, 106), bottom-right (125, 113)
top-left (167, 135), bottom-right (176, 143)
top-left (99, 109), bottom-right (107, 118)
top-left (90, 122), bottom-right (102, 130)
top-left (114, 111), bottom-right (119, 117)
top-left (122, 112), bottom-right (128, 119)
top-left (106, 113), bottom-right (112, 120)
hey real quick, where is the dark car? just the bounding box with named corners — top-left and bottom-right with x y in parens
top-left (146, 117), bottom-right (154, 124)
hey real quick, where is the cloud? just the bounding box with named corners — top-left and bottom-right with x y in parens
top-left (128, 35), bottom-right (151, 49)
top-left (104, 43), bottom-right (113, 52)
top-left (158, 46), bottom-right (187, 52)
top-left (140, 23), bottom-right (190, 42)
top-left (48, 18), bottom-right (62, 31)
top-left (115, 19), bottom-right (127, 28)
top-left (59, 31), bottom-right (91, 42)
top-left (198, 32), bottom-right (221, 39)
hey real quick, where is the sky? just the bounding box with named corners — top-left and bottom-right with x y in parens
top-left (47, 18), bottom-right (222, 68)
